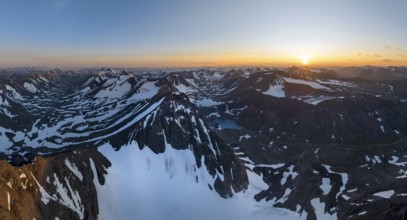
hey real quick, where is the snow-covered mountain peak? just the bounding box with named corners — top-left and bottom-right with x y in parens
top-left (1, 67), bottom-right (407, 219)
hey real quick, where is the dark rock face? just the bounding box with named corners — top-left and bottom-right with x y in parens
top-left (162, 67), bottom-right (407, 218)
top-left (0, 68), bottom-right (250, 218)
top-left (131, 88), bottom-right (248, 197)
top-left (337, 66), bottom-right (407, 81)
top-left (0, 149), bottom-right (110, 220)
top-left (1, 66), bottom-right (407, 219)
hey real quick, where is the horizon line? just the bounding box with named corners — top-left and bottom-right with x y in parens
top-left (2, 64), bottom-right (407, 70)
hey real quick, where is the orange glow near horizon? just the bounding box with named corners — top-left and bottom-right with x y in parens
top-left (1, 50), bottom-right (407, 68)
top-left (1, 1), bottom-right (407, 68)
top-left (84, 54), bottom-right (407, 68)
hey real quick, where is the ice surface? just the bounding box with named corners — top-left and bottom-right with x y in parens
top-left (321, 178), bottom-right (331, 195)
top-left (30, 172), bottom-right (55, 205)
top-left (257, 163), bottom-right (285, 169)
top-left (239, 134), bottom-right (251, 141)
top-left (284, 77), bottom-right (329, 90)
top-left (94, 80), bottom-right (131, 99)
top-left (280, 165), bottom-right (297, 186)
top-left (373, 156), bottom-right (382, 163)
top-left (293, 96), bottom-right (337, 105)
top-left (212, 118), bottom-right (242, 129)
top-left (195, 98), bottom-right (221, 107)
top-left (311, 198), bottom-right (337, 220)
top-left (65, 159), bottom-right (84, 181)
top-left (94, 142), bottom-right (304, 220)
top-left (373, 190), bottom-right (394, 199)
top-left (316, 79), bottom-right (355, 88)
top-left (0, 95), bottom-right (10, 107)
top-left (30, 170), bottom-right (84, 219)
top-left (23, 82), bottom-right (38, 93)
top-left (53, 174), bottom-right (84, 219)
top-left (174, 83), bottom-right (196, 95)
top-left (5, 85), bottom-right (24, 100)
top-left (322, 165), bottom-right (348, 199)
top-left (130, 81), bottom-right (160, 100)
top-left (262, 84), bottom-right (285, 98)
top-left (358, 211), bottom-right (367, 216)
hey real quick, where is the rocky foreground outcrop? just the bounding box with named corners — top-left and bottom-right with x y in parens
top-left (0, 149), bottom-right (110, 220)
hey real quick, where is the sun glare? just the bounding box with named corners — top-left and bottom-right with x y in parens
top-left (300, 54), bottom-right (310, 65)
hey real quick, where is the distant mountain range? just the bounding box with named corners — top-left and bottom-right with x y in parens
top-left (0, 66), bottom-right (406, 220)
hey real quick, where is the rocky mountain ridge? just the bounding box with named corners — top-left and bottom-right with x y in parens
top-left (1, 66), bottom-right (407, 219)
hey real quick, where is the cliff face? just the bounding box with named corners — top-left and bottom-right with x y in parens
top-left (1, 67), bottom-right (407, 219)
top-left (0, 149), bottom-right (110, 220)
top-left (0, 69), bottom-right (251, 219)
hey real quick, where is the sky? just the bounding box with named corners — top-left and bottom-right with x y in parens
top-left (0, 0), bottom-right (406, 67)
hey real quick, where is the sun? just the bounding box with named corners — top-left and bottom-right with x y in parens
top-left (300, 54), bottom-right (310, 65)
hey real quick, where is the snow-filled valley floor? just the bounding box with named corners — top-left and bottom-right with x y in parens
top-left (1, 67), bottom-right (407, 219)
top-left (94, 143), bottom-right (307, 220)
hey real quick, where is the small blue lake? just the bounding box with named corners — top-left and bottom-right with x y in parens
top-left (212, 117), bottom-right (242, 130)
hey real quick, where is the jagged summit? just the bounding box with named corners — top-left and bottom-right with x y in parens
top-left (0, 67), bottom-right (407, 219)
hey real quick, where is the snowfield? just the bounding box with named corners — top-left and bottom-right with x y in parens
top-left (262, 84), bottom-right (285, 98)
top-left (94, 143), bottom-right (306, 220)
top-left (284, 77), bottom-right (330, 90)
top-left (23, 82), bottom-right (38, 93)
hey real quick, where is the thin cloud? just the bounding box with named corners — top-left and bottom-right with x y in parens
top-left (360, 53), bottom-right (382, 57)
top-left (381, 59), bottom-right (392, 62)
top-left (384, 45), bottom-right (392, 49)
